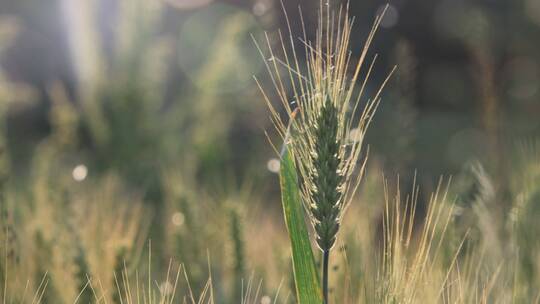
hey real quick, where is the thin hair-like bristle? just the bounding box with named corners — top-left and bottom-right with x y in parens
top-left (257, 3), bottom-right (394, 250)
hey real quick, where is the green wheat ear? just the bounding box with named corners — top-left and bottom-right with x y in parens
top-left (309, 97), bottom-right (344, 252)
top-left (256, 3), bottom-right (394, 302)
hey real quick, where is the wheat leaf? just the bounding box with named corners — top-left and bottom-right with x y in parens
top-left (279, 150), bottom-right (323, 304)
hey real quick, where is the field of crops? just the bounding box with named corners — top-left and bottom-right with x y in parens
top-left (1, 0), bottom-right (540, 303)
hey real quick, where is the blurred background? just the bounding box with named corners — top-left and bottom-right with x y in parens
top-left (1, 0), bottom-right (540, 302)
top-left (2, 0), bottom-right (540, 188)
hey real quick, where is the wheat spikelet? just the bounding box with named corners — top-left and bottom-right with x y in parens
top-left (308, 97), bottom-right (344, 251)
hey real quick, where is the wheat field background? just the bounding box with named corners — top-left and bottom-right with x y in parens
top-left (1, 0), bottom-right (540, 303)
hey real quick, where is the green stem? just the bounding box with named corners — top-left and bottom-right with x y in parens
top-left (322, 250), bottom-right (330, 304)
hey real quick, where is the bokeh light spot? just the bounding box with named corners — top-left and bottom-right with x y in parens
top-left (160, 281), bottom-right (174, 296)
top-left (260, 295), bottom-right (271, 304)
top-left (253, 0), bottom-right (270, 17)
top-left (172, 212), bottom-right (185, 227)
top-left (348, 128), bottom-right (362, 143)
top-left (377, 4), bottom-right (399, 29)
top-left (267, 158), bottom-right (280, 173)
top-left (72, 164), bottom-right (88, 182)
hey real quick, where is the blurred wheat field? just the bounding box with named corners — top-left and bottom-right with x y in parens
top-left (1, 0), bottom-right (540, 303)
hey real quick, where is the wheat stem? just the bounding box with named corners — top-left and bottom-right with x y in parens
top-left (322, 250), bottom-right (330, 304)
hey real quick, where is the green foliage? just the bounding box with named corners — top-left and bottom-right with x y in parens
top-left (279, 150), bottom-right (323, 304)
top-left (73, 242), bottom-right (93, 304)
top-left (229, 206), bottom-right (245, 301)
